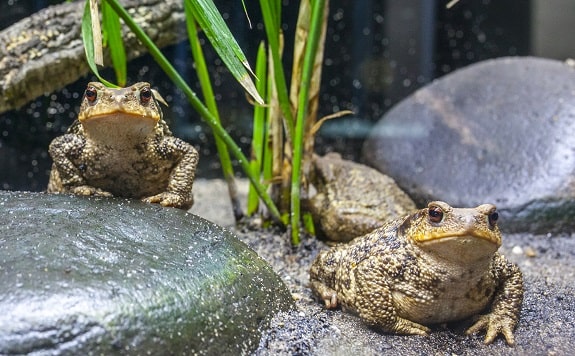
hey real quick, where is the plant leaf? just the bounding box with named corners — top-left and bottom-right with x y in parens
top-left (240, 0), bottom-right (252, 29)
top-left (89, 0), bottom-right (103, 66)
top-left (290, 0), bottom-right (328, 245)
top-left (259, 0), bottom-right (294, 137)
top-left (247, 42), bottom-right (268, 215)
top-left (186, 0), bottom-right (263, 105)
top-left (102, 0), bottom-right (127, 86)
top-left (81, 0), bottom-right (117, 87)
top-left (185, 0), bottom-right (243, 221)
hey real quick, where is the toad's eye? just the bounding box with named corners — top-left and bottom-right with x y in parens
top-left (85, 86), bottom-right (98, 103)
top-left (428, 206), bottom-right (444, 223)
top-left (140, 86), bottom-right (152, 104)
top-left (488, 211), bottom-right (499, 227)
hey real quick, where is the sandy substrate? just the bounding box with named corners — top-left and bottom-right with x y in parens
top-left (190, 178), bottom-right (575, 355)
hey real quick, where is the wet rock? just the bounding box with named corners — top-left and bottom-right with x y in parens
top-left (363, 57), bottom-right (575, 233)
top-left (0, 191), bottom-right (294, 355)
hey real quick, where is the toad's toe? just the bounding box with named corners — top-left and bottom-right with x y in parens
top-left (143, 192), bottom-right (191, 209)
top-left (466, 314), bottom-right (517, 346)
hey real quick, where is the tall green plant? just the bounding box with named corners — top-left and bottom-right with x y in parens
top-left (184, 1), bottom-right (243, 220)
top-left (83, 0), bottom-right (333, 244)
top-left (250, 0), bottom-right (330, 243)
top-left (289, 0), bottom-right (328, 243)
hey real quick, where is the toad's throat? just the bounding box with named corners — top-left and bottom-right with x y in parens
top-left (81, 113), bottom-right (159, 144)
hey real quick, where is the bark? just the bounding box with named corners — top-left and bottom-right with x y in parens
top-left (0, 0), bottom-right (186, 113)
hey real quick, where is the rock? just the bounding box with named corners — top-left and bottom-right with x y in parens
top-left (0, 191), bottom-right (294, 355)
top-left (362, 57), bottom-right (575, 233)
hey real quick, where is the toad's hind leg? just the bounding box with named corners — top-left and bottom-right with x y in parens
top-left (354, 257), bottom-right (431, 336)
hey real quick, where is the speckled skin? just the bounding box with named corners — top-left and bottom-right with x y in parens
top-left (47, 82), bottom-right (198, 209)
top-left (310, 201), bottom-right (523, 346)
top-left (308, 153), bottom-right (416, 242)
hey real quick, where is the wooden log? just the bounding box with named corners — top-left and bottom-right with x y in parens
top-left (0, 0), bottom-right (186, 113)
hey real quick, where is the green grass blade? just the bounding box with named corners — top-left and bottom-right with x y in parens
top-left (259, 0), bottom-right (294, 138)
top-left (102, 0), bottom-right (127, 86)
top-left (290, 0), bottom-right (327, 245)
top-left (253, 45), bottom-right (269, 159)
top-left (247, 42), bottom-right (268, 215)
top-left (185, 1), bottom-right (243, 220)
top-left (186, 0), bottom-right (263, 105)
top-left (247, 158), bottom-right (260, 215)
top-left (302, 211), bottom-right (316, 235)
top-left (81, 1), bottom-right (116, 87)
top-left (240, 0), bottom-right (252, 29)
top-left (262, 58), bottom-right (274, 185)
top-left (101, 0), bottom-right (281, 222)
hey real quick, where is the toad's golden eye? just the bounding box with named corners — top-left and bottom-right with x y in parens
top-left (428, 205), bottom-right (444, 223)
top-left (488, 211), bottom-right (499, 227)
top-left (85, 86), bottom-right (98, 103)
top-left (140, 86), bottom-right (152, 104)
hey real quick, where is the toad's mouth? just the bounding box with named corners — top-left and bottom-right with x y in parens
top-left (412, 230), bottom-right (501, 246)
top-left (80, 109), bottom-right (160, 122)
top-left (83, 112), bottom-right (159, 122)
top-left (417, 234), bottom-right (501, 263)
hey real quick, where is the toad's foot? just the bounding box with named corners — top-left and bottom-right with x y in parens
top-left (390, 317), bottom-right (431, 336)
top-left (143, 192), bottom-right (191, 209)
top-left (71, 185), bottom-right (113, 197)
top-left (310, 280), bottom-right (339, 309)
top-left (465, 313), bottom-right (517, 346)
top-left (370, 316), bottom-right (430, 337)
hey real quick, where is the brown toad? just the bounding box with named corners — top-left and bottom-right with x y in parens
top-left (47, 82), bottom-right (198, 209)
top-left (310, 201), bottom-right (523, 346)
top-left (308, 153), bottom-right (416, 242)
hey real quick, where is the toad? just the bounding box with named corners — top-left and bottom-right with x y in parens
top-left (310, 201), bottom-right (523, 345)
top-left (308, 153), bottom-right (416, 241)
top-left (47, 82), bottom-right (198, 209)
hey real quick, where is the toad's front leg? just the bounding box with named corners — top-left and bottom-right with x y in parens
top-left (143, 137), bottom-right (199, 209)
top-left (47, 134), bottom-right (112, 197)
top-left (466, 253), bottom-right (523, 346)
top-left (310, 279), bottom-right (339, 309)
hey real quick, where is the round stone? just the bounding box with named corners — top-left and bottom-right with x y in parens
top-left (363, 57), bottom-right (575, 233)
top-left (0, 192), bottom-right (293, 354)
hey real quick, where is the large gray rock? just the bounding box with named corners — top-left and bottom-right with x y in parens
top-left (0, 191), bottom-right (294, 355)
top-left (363, 57), bottom-right (575, 233)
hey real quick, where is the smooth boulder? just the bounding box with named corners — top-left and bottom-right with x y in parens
top-left (363, 57), bottom-right (575, 233)
top-left (0, 191), bottom-right (294, 355)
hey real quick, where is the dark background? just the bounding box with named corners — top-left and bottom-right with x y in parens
top-left (1, 0), bottom-right (567, 191)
